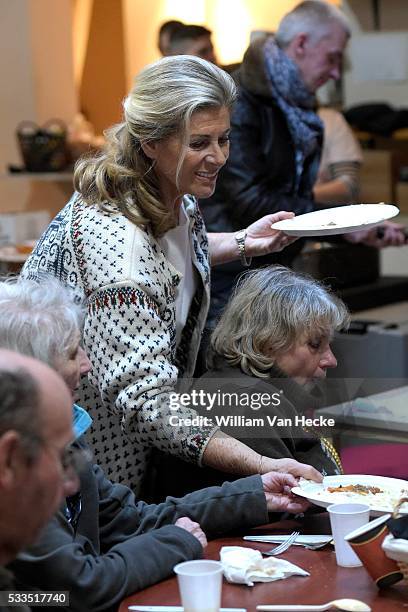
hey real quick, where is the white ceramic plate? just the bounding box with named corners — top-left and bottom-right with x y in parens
top-left (271, 203), bottom-right (399, 237)
top-left (292, 474), bottom-right (408, 517)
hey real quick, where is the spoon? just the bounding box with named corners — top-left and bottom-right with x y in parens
top-left (256, 599), bottom-right (371, 612)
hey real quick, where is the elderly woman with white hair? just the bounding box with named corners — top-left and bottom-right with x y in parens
top-left (154, 265), bottom-right (350, 498)
top-left (20, 54), bottom-right (322, 496)
top-left (0, 276), bottom-right (309, 611)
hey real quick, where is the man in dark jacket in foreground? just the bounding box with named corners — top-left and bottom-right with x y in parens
top-left (10, 441), bottom-right (307, 612)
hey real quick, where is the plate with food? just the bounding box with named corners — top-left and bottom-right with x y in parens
top-left (292, 475), bottom-right (408, 516)
top-left (271, 203), bottom-right (399, 237)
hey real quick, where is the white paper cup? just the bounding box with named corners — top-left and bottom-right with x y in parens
top-left (328, 503), bottom-right (370, 567)
top-left (174, 560), bottom-right (223, 612)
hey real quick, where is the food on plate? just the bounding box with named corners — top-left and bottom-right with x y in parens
top-left (293, 476), bottom-right (408, 515)
top-left (327, 484), bottom-right (383, 495)
top-left (316, 484), bottom-right (408, 512)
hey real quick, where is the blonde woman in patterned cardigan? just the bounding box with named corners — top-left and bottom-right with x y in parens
top-left (22, 55), bottom-right (321, 495)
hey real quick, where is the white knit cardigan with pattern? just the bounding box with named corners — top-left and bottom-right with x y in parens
top-left (22, 193), bottom-right (217, 493)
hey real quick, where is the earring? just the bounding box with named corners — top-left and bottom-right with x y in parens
top-left (143, 159), bottom-right (156, 177)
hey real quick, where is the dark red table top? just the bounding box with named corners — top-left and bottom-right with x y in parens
top-left (120, 513), bottom-right (407, 612)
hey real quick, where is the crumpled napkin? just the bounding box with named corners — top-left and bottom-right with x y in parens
top-left (382, 533), bottom-right (408, 563)
top-left (220, 546), bottom-right (310, 587)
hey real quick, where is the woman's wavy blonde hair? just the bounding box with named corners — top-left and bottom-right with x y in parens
top-left (209, 265), bottom-right (350, 378)
top-left (74, 55), bottom-right (236, 237)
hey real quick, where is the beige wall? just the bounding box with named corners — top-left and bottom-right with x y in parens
top-left (0, 0), bottom-right (77, 170)
top-left (80, 0), bottom-right (126, 133)
top-left (0, 1), bottom-right (35, 172)
top-left (1, 0), bottom-right (345, 165)
top-left (0, 0), bottom-right (77, 214)
top-left (347, 0), bottom-right (408, 31)
top-left (2, 0), bottom-right (386, 222)
top-left (381, 0), bottom-right (408, 30)
top-left (122, 0), bottom-right (165, 90)
top-left (343, 0), bottom-right (408, 108)
top-left (28, 0), bottom-right (77, 124)
top-left (123, 0), bottom-right (341, 88)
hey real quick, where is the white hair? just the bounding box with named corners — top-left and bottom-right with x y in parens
top-left (0, 276), bottom-right (84, 368)
top-left (275, 0), bottom-right (351, 49)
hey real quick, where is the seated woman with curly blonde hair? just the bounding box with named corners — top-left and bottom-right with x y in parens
top-left (154, 265), bottom-right (350, 498)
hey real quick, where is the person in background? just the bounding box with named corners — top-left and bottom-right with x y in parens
top-left (0, 277), bottom-right (309, 612)
top-left (160, 20), bottom-right (240, 73)
top-left (21, 55), bottom-right (321, 500)
top-left (0, 349), bottom-right (76, 607)
top-left (199, 0), bottom-right (405, 332)
top-left (314, 107), bottom-right (363, 204)
top-left (153, 266), bottom-right (350, 498)
top-left (166, 24), bottom-right (217, 64)
top-left (157, 19), bottom-right (183, 56)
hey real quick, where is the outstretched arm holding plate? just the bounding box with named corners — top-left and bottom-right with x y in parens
top-left (272, 204), bottom-right (406, 249)
top-left (208, 211), bottom-right (297, 266)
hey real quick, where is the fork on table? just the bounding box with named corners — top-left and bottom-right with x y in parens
top-left (262, 531), bottom-right (300, 556)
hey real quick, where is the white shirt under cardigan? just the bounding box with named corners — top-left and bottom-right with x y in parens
top-left (158, 203), bottom-right (197, 346)
top-left (21, 193), bottom-right (217, 494)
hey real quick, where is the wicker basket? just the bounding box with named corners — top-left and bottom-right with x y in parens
top-left (16, 119), bottom-right (70, 172)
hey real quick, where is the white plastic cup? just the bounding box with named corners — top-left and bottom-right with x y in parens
top-left (328, 503), bottom-right (370, 567)
top-left (174, 559), bottom-right (223, 612)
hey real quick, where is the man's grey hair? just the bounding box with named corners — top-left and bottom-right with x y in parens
top-left (275, 0), bottom-right (351, 49)
top-left (0, 368), bottom-right (42, 461)
top-left (209, 265), bottom-right (350, 378)
top-left (0, 276), bottom-right (84, 368)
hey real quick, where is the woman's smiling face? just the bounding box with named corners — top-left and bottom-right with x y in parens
top-left (143, 106), bottom-right (231, 206)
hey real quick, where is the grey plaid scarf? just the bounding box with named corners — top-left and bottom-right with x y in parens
top-left (263, 37), bottom-right (323, 192)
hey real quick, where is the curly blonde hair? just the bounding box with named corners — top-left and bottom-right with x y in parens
top-left (74, 55), bottom-right (236, 237)
top-left (209, 265), bottom-right (350, 378)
